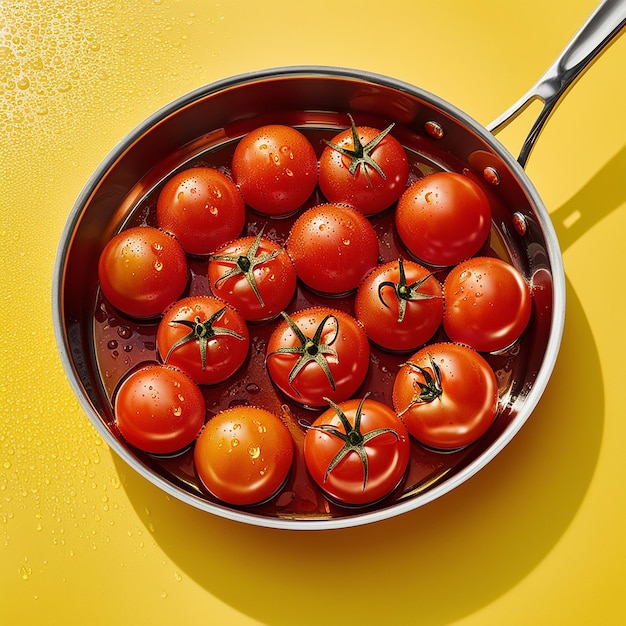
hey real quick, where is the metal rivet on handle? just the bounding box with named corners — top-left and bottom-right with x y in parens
top-left (424, 120), bottom-right (444, 139)
top-left (512, 212), bottom-right (528, 236)
top-left (483, 166), bottom-right (500, 186)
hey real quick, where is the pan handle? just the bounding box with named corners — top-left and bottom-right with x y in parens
top-left (487, 0), bottom-right (626, 168)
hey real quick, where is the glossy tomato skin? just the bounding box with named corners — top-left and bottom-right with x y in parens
top-left (286, 203), bottom-right (379, 295)
top-left (156, 167), bottom-right (245, 256)
top-left (354, 258), bottom-right (443, 352)
top-left (395, 172), bottom-right (491, 267)
top-left (156, 295), bottom-right (250, 385)
top-left (208, 232), bottom-right (297, 322)
top-left (303, 397), bottom-right (410, 506)
top-left (98, 226), bottom-right (188, 319)
top-left (114, 364), bottom-right (205, 455)
top-left (318, 123), bottom-right (409, 216)
top-left (231, 125), bottom-right (318, 216)
top-left (194, 406), bottom-right (294, 506)
top-left (443, 256), bottom-right (532, 353)
top-left (266, 307), bottom-right (370, 409)
top-left (392, 342), bottom-right (498, 450)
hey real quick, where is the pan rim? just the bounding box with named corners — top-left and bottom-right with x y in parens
top-left (52, 65), bottom-right (566, 530)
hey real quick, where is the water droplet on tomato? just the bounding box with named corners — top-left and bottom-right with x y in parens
top-left (425, 191), bottom-right (433, 203)
top-left (248, 445), bottom-right (260, 459)
top-left (153, 260), bottom-right (163, 271)
top-left (209, 205), bottom-right (218, 216)
top-left (231, 438), bottom-right (239, 447)
top-left (152, 242), bottom-right (163, 254)
top-left (172, 406), bottom-right (182, 417)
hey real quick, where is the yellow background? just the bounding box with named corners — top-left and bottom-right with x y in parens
top-left (2, 0), bottom-right (625, 624)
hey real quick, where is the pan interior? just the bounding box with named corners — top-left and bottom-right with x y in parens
top-left (55, 69), bottom-right (561, 529)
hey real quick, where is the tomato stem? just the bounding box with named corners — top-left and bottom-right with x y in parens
top-left (164, 306), bottom-right (245, 370)
top-left (378, 258), bottom-right (439, 322)
top-left (397, 353), bottom-right (443, 416)
top-left (308, 394), bottom-right (399, 491)
top-left (210, 225), bottom-right (281, 306)
top-left (267, 311), bottom-right (339, 393)
top-left (324, 113), bottom-right (395, 187)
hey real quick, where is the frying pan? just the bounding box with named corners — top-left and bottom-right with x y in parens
top-left (53, 0), bottom-right (626, 530)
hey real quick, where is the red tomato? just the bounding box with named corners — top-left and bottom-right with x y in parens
top-left (114, 364), bottom-right (205, 455)
top-left (156, 167), bottom-right (245, 256)
top-left (286, 203), bottom-right (379, 295)
top-left (319, 114), bottom-right (409, 216)
top-left (194, 406), bottom-right (293, 506)
top-left (354, 257), bottom-right (443, 352)
top-left (443, 256), bottom-right (532, 353)
top-left (231, 124), bottom-right (318, 216)
top-left (156, 295), bottom-right (250, 385)
top-left (98, 226), bottom-right (188, 319)
top-left (395, 172), bottom-right (491, 267)
top-left (266, 307), bottom-right (370, 409)
top-left (392, 342), bottom-right (498, 450)
top-left (208, 227), bottom-right (297, 322)
top-left (303, 395), bottom-right (410, 506)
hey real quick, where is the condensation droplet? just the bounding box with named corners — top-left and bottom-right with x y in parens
top-left (245, 382), bottom-right (261, 394)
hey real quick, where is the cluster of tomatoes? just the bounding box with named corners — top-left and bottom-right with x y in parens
top-left (97, 117), bottom-right (532, 509)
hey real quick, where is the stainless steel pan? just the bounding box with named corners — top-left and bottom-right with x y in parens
top-left (53, 0), bottom-right (626, 530)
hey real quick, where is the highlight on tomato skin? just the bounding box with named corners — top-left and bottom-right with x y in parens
top-left (354, 257), bottom-right (444, 352)
top-left (194, 406), bottom-right (294, 507)
top-left (443, 256), bottom-right (532, 353)
top-left (208, 228), bottom-right (297, 322)
top-left (392, 342), bottom-right (499, 451)
top-left (114, 363), bottom-right (206, 456)
top-left (156, 166), bottom-right (246, 256)
top-left (97, 226), bottom-right (189, 320)
top-left (318, 114), bottom-right (410, 216)
top-left (231, 124), bottom-right (318, 217)
top-left (156, 295), bottom-right (250, 386)
top-left (395, 171), bottom-right (492, 267)
top-left (265, 307), bottom-right (370, 410)
top-left (303, 395), bottom-right (410, 507)
top-left (285, 203), bottom-right (379, 296)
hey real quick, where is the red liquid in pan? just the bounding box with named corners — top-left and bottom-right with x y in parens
top-left (92, 126), bottom-right (525, 521)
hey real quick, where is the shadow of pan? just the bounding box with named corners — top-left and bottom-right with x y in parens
top-left (112, 144), bottom-right (626, 624)
top-left (550, 143), bottom-right (626, 253)
top-left (112, 272), bottom-right (601, 626)
top-left (105, 147), bottom-right (626, 626)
